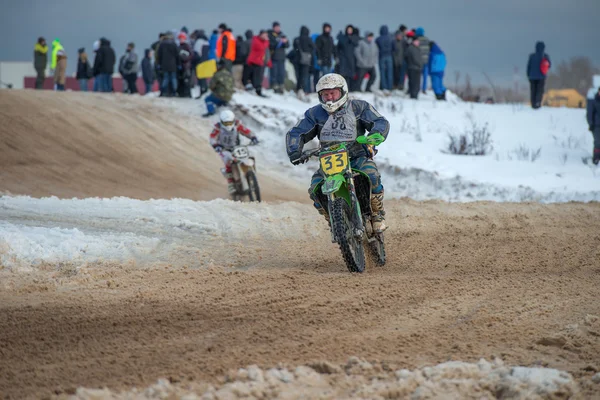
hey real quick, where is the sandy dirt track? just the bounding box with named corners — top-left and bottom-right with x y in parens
top-left (0, 90), bottom-right (304, 202)
top-left (1, 90), bottom-right (599, 398)
top-left (1, 200), bottom-right (599, 398)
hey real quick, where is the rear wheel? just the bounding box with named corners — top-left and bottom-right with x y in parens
top-left (246, 170), bottom-right (261, 202)
top-left (330, 197), bottom-right (365, 273)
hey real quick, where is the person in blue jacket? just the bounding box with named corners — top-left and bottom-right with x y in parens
top-left (375, 25), bottom-right (395, 91)
top-left (286, 73), bottom-right (390, 232)
top-left (208, 30), bottom-right (219, 60)
top-left (526, 41), bottom-right (551, 109)
top-left (429, 41), bottom-right (446, 100)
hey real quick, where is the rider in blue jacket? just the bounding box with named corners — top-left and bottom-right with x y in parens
top-left (286, 73), bottom-right (390, 232)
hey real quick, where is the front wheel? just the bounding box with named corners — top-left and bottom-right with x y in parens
top-left (246, 170), bottom-right (261, 202)
top-left (330, 197), bottom-right (365, 273)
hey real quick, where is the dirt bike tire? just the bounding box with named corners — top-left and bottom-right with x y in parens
top-left (368, 234), bottom-right (386, 266)
top-left (330, 197), bottom-right (365, 273)
top-left (246, 170), bottom-right (261, 202)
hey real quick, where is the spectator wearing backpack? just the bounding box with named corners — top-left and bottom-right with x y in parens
top-left (527, 41), bottom-right (551, 109)
top-left (293, 26), bottom-right (315, 93)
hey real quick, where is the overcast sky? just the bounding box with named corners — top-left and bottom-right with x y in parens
top-left (1, 0), bottom-right (598, 85)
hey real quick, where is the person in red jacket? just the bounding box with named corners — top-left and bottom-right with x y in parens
top-left (246, 30), bottom-right (270, 97)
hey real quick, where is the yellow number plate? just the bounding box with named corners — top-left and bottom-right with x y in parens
top-left (320, 151), bottom-right (349, 176)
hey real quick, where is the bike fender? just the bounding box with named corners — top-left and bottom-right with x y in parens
top-left (322, 175), bottom-right (352, 206)
top-left (241, 158), bottom-right (255, 167)
top-left (321, 174), bottom-right (344, 195)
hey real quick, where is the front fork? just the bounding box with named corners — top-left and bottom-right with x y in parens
top-left (328, 171), bottom-right (364, 243)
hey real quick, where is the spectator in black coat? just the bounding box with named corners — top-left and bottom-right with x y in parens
top-left (406, 38), bottom-right (423, 99)
top-left (316, 23), bottom-right (336, 76)
top-left (398, 24), bottom-right (409, 90)
top-left (76, 47), bottom-right (92, 91)
top-left (293, 26), bottom-right (315, 93)
top-left (268, 21), bottom-right (289, 93)
top-left (141, 49), bottom-right (154, 94)
top-left (157, 34), bottom-right (179, 96)
top-left (93, 38), bottom-right (116, 92)
top-left (393, 30), bottom-right (405, 89)
top-left (151, 33), bottom-right (166, 93)
top-left (336, 25), bottom-right (359, 91)
top-left (177, 32), bottom-right (193, 97)
top-left (240, 30), bottom-right (254, 89)
top-left (586, 86), bottom-right (600, 165)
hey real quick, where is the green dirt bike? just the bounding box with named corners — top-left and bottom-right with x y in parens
top-left (296, 134), bottom-right (386, 273)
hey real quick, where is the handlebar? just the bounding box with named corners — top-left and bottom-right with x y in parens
top-left (291, 133), bottom-right (385, 164)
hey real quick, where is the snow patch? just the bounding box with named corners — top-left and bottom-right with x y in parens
top-left (0, 196), bottom-right (320, 271)
top-left (153, 89), bottom-right (600, 202)
top-left (69, 358), bottom-right (579, 399)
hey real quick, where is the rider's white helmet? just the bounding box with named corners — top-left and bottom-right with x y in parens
top-left (219, 109), bottom-right (235, 126)
top-left (316, 73), bottom-right (349, 114)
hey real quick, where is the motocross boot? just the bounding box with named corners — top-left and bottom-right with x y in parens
top-left (223, 171), bottom-right (236, 197)
top-left (313, 202), bottom-right (331, 226)
top-left (370, 191), bottom-right (388, 232)
top-left (318, 207), bottom-right (330, 223)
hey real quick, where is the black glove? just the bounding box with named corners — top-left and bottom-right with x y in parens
top-left (214, 145), bottom-right (223, 153)
top-left (289, 151), bottom-right (305, 165)
top-left (250, 137), bottom-right (259, 145)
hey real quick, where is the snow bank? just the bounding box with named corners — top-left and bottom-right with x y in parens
top-left (68, 357), bottom-right (580, 399)
top-left (0, 196), bottom-right (320, 271)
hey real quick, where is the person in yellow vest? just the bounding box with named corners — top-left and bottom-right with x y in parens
top-left (51, 39), bottom-right (67, 91)
top-left (216, 23), bottom-right (236, 72)
top-left (33, 37), bottom-right (48, 89)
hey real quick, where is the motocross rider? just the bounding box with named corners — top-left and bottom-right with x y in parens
top-left (211, 109), bottom-right (259, 195)
top-left (286, 73), bottom-right (390, 232)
